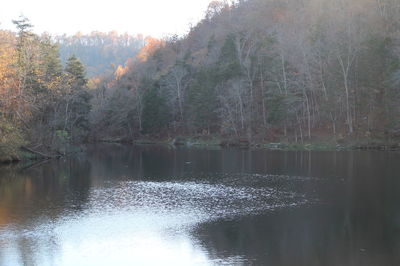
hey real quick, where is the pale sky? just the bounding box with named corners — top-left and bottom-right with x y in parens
top-left (0, 0), bottom-right (213, 37)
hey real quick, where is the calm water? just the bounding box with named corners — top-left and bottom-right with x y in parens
top-left (0, 144), bottom-right (399, 266)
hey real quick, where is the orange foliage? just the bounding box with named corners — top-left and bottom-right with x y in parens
top-left (88, 77), bottom-right (102, 90)
top-left (114, 65), bottom-right (129, 80)
top-left (136, 36), bottom-right (164, 62)
top-left (111, 56), bottom-right (136, 81)
top-left (0, 31), bottom-right (21, 117)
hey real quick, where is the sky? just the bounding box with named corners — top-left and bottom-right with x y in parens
top-left (0, 0), bottom-right (213, 37)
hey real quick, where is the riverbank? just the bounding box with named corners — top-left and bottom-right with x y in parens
top-left (2, 135), bottom-right (399, 165)
top-left (98, 135), bottom-right (400, 151)
top-left (0, 151), bottom-right (38, 165)
top-left (0, 144), bottom-right (84, 165)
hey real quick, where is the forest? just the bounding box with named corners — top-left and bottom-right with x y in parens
top-left (0, 16), bottom-right (93, 161)
top-left (56, 32), bottom-right (144, 77)
top-left (1, 0), bottom-right (400, 162)
top-left (90, 0), bottom-right (400, 143)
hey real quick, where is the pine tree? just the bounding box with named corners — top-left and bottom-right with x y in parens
top-left (186, 68), bottom-right (219, 133)
top-left (65, 55), bottom-right (88, 89)
top-left (64, 55), bottom-right (91, 142)
top-left (141, 82), bottom-right (169, 134)
top-left (12, 15), bottom-right (40, 94)
top-left (40, 36), bottom-right (63, 87)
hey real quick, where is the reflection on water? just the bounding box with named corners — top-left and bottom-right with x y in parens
top-left (0, 144), bottom-right (400, 265)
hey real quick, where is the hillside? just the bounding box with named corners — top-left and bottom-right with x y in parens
top-left (89, 0), bottom-right (400, 143)
top-left (56, 32), bottom-right (144, 77)
top-left (2, 0), bottom-right (400, 163)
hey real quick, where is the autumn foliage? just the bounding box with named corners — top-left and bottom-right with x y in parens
top-left (88, 0), bottom-right (400, 142)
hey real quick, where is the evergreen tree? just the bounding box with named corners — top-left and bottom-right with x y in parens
top-left (65, 55), bottom-right (88, 89)
top-left (217, 34), bottom-right (242, 79)
top-left (40, 37), bottom-right (63, 86)
top-left (12, 15), bottom-right (40, 94)
top-left (64, 55), bottom-right (91, 141)
top-left (186, 68), bottom-right (219, 133)
top-left (141, 82), bottom-right (169, 134)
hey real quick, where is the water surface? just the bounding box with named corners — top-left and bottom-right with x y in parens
top-left (0, 145), bottom-right (399, 265)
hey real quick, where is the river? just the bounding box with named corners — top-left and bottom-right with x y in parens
top-left (0, 144), bottom-right (399, 265)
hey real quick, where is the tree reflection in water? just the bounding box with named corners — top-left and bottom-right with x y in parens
top-left (0, 145), bottom-right (399, 265)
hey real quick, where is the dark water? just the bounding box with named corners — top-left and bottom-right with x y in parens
top-left (0, 145), bottom-right (399, 266)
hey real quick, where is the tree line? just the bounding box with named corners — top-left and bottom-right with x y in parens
top-left (0, 16), bottom-right (90, 160)
top-left (2, 0), bottom-right (400, 161)
top-left (56, 31), bottom-right (144, 77)
top-left (90, 0), bottom-right (400, 143)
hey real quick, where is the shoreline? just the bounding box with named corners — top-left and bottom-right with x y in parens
top-left (0, 145), bottom-right (84, 165)
top-left (2, 136), bottom-right (399, 165)
top-left (96, 136), bottom-right (400, 151)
